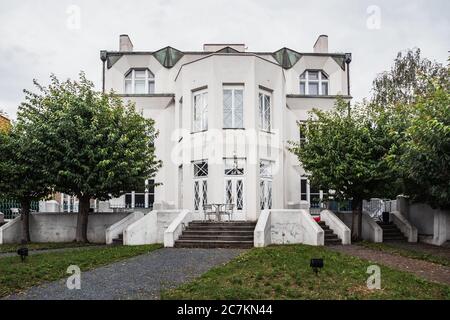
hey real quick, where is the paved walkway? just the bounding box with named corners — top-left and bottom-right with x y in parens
top-left (330, 245), bottom-right (450, 285)
top-left (4, 248), bottom-right (245, 300)
top-left (382, 241), bottom-right (450, 261)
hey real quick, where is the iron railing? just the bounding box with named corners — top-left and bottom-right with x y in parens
top-left (0, 199), bottom-right (39, 220)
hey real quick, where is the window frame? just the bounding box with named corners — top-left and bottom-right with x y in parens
top-left (124, 68), bottom-right (155, 94)
top-left (192, 90), bottom-right (208, 133)
top-left (223, 86), bottom-right (244, 129)
top-left (299, 70), bottom-right (329, 96)
top-left (258, 91), bottom-right (272, 132)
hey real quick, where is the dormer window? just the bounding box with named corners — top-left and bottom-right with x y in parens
top-left (300, 71), bottom-right (329, 95)
top-left (124, 69), bottom-right (155, 94)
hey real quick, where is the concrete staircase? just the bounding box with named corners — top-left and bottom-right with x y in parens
top-left (317, 221), bottom-right (341, 245)
top-left (112, 233), bottom-right (124, 245)
top-left (378, 222), bottom-right (407, 242)
top-left (175, 221), bottom-right (256, 248)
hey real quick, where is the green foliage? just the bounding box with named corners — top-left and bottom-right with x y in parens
top-left (386, 84), bottom-right (450, 209)
top-left (0, 122), bottom-right (52, 202)
top-left (372, 48), bottom-right (447, 106)
top-left (289, 98), bottom-right (395, 203)
top-left (17, 72), bottom-right (161, 200)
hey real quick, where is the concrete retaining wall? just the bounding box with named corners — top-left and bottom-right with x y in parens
top-left (0, 212), bottom-right (130, 244)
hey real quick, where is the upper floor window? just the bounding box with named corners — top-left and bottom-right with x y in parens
top-left (125, 69), bottom-right (155, 94)
top-left (258, 91), bottom-right (271, 131)
top-left (192, 90), bottom-right (208, 132)
top-left (300, 71), bottom-right (329, 95)
top-left (223, 87), bottom-right (244, 129)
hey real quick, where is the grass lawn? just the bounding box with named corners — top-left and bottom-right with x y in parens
top-left (358, 241), bottom-right (450, 267)
top-left (0, 244), bottom-right (162, 298)
top-left (162, 245), bottom-right (450, 300)
top-left (0, 242), bottom-right (97, 254)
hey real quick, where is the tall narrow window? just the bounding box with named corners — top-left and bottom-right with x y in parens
top-left (260, 160), bottom-right (273, 210)
top-left (299, 121), bottom-right (307, 148)
top-left (223, 87), bottom-right (244, 128)
top-left (124, 69), bottom-right (155, 94)
top-left (299, 71), bottom-right (329, 95)
top-left (259, 92), bottom-right (271, 131)
top-left (192, 91), bottom-right (208, 132)
top-left (193, 161), bottom-right (208, 211)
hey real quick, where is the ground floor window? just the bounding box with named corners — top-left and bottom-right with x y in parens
top-left (224, 157), bottom-right (245, 211)
top-left (260, 160), bottom-right (273, 210)
top-left (194, 161), bottom-right (208, 211)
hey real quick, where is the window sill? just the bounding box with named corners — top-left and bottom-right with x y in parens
top-left (190, 130), bottom-right (208, 134)
top-left (259, 130), bottom-right (275, 135)
top-left (223, 127), bottom-right (245, 130)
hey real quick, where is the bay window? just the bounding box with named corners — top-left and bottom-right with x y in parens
top-left (300, 70), bottom-right (329, 95)
top-left (124, 69), bottom-right (155, 94)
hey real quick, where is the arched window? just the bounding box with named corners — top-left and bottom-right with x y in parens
top-left (300, 70), bottom-right (329, 95)
top-left (124, 69), bottom-right (155, 94)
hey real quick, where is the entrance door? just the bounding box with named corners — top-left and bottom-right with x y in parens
top-left (224, 177), bottom-right (244, 218)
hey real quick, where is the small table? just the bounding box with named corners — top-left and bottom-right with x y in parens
top-left (210, 204), bottom-right (225, 222)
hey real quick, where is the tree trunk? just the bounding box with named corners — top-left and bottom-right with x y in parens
top-left (20, 199), bottom-right (31, 244)
top-left (75, 195), bottom-right (91, 243)
top-left (351, 199), bottom-right (363, 241)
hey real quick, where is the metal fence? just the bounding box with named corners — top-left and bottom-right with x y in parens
top-left (363, 198), bottom-right (397, 221)
top-left (0, 199), bottom-right (39, 220)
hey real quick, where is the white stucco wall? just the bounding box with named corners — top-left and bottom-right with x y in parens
top-left (0, 212), bottom-right (130, 244)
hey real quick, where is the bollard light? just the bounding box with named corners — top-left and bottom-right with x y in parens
top-left (310, 258), bottom-right (324, 275)
top-left (17, 247), bottom-right (29, 262)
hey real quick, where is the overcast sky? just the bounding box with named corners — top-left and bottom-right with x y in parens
top-left (0, 0), bottom-right (448, 118)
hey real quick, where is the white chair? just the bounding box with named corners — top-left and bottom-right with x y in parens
top-left (203, 204), bottom-right (216, 221)
top-left (222, 204), bottom-right (234, 222)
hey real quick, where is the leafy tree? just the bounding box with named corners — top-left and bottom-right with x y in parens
top-left (290, 99), bottom-right (395, 239)
top-left (18, 73), bottom-right (161, 242)
top-left (372, 48), bottom-right (447, 106)
top-left (0, 123), bottom-right (52, 243)
top-left (386, 83), bottom-right (450, 209)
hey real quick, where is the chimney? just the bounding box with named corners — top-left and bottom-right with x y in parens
top-left (119, 34), bottom-right (133, 52)
top-left (313, 35), bottom-right (328, 53)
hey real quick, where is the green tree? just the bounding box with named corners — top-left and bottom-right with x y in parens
top-left (372, 48), bottom-right (447, 106)
top-left (386, 83), bottom-right (450, 209)
top-left (290, 99), bottom-right (394, 239)
top-left (0, 123), bottom-right (52, 243)
top-left (18, 73), bottom-right (161, 242)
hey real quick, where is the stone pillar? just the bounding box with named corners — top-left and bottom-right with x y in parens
top-left (145, 180), bottom-right (149, 209)
top-left (397, 195), bottom-right (410, 218)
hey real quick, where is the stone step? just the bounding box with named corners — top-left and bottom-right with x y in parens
top-left (183, 230), bottom-right (254, 236)
top-left (186, 226), bottom-right (255, 231)
top-left (325, 238), bottom-right (342, 245)
top-left (179, 235), bottom-right (254, 241)
top-left (383, 235), bottom-right (407, 241)
top-left (112, 238), bottom-right (123, 245)
top-left (325, 234), bottom-right (339, 240)
top-left (190, 221), bottom-right (256, 227)
top-left (174, 240), bottom-right (254, 249)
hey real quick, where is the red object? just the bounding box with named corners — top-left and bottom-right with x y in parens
top-left (313, 216), bottom-right (321, 222)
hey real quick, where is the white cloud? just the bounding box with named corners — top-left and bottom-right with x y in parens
top-left (0, 0), bottom-right (448, 118)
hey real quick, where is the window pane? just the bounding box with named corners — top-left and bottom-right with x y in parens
top-left (264, 95), bottom-right (271, 130)
top-left (135, 70), bottom-right (146, 79)
top-left (300, 82), bottom-right (306, 95)
top-left (309, 71), bottom-right (319, 80)
top-left (309, 82), bottom-right (319, 95)
top-left (300, 72), bottom-right (306, 80)
top-left (148, 81), bottom-right (155, 94)
top-left (223, 90), bottom-right (232, 128)
top-left (234, 90), bottom-right (243, 128)
top-left (321, 82), bottom-right (328, 95)
top-left (259, 93), bottom-right (264, 129)
top-left (125, 80), bottom-right (132, 94)
top-left (202, 93), bottom-right (208, 130)
top-left (125, 72), bottom-right (132, 80)
top-left (134, 80), bottom-right (146, 94)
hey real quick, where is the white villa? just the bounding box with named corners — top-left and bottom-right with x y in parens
top-left (2, 34), bottom-right (448, 247)
top-left (101, 34), bottom-right (352, 221)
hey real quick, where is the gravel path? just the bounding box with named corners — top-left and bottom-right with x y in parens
top-left (382, 241), bottom-right (450, 261)
top-left (4, 248), bottom-right (245, 300)
top-left (330, 245), bottom-right (450, 285)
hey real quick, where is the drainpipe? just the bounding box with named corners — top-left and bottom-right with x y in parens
top-left (345, 53), bottom-right (352, 116)
top-left (100, 50), bottom-right (107, 93)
